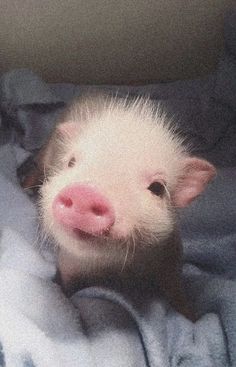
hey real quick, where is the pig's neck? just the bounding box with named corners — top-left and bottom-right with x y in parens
top-left (58, 228), bottom-right (183, 294)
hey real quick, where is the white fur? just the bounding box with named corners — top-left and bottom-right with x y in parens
top-left (40, 97), bottom-right (188, 267)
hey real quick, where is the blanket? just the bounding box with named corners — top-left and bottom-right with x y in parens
top-left (0, 10), bottom-right (236, 367)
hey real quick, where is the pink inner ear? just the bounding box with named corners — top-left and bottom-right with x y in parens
top-left (57, 121), bottom-right (77, 137)
top-left (173, 157), bottom-right (216, 208)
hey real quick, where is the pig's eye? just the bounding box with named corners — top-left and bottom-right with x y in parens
top-left (68, 156), bottom-right (76, 167)
top-left (148, 182), bottom-right (165, 197)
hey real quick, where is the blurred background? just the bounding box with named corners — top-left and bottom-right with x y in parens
top-left (0, 0), bottom-right (235, 84)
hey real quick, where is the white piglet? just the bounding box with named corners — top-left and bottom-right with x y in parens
top-left (22, 95), bottom-right (216, 321)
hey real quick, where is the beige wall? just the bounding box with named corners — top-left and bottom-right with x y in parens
top-left (0, 0), bottom-right (235, 84)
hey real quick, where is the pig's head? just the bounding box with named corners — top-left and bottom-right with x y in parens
top-left (35, 96), bottom-right (216, 275)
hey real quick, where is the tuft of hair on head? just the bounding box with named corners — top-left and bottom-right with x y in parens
top-left (78, 92), bottom-right (186, 142)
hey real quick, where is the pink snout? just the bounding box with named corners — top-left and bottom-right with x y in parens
top-left (52, 184), bottom-right (115, 236)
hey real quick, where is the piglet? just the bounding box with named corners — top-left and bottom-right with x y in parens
top-left (22, 94), bottom-right (216, 320)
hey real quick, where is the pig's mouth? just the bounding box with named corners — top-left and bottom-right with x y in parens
top-left (55, 211), bottom-right (125, 243)
top-left (71, 227), bottom-right (113, 243)
top-left (72, 228), bottom-right (99, 241)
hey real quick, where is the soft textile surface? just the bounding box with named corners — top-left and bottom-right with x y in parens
top-left (0, 10), bottom-right (236, 367)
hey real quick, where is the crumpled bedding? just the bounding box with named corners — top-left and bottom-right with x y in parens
top-left (0, 10), bottom-right (236, 367)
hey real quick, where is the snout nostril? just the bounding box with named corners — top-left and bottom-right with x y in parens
top-left (53, 184), bottom-right (115, 235)
top-left (91, 205), bottom-right (108, 217)
top-left (59, 196), bottom-right (73, 208)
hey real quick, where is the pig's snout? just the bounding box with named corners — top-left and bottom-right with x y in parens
top-left (52, 184), bottom-right (115, 236)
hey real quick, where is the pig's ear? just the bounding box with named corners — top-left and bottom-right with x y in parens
top-left (20, 163), bottom-right (40, 189)
top-left (20, 122), bottom-right (77, 192)
top-left (21, 122), bottom-right (77, 192)
top-left (20, 152), bottom-right (46, 192)
top-left (173, 157), bottom-right (216, 208)
top-left (57, 122), bottom-right (77, 138)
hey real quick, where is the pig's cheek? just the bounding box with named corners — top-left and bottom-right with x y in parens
top-left (138, 198), bottom-right (173, 236)
top-left (51, 226), bottom-right (78, 252)
top-left (109, 201), bottom-right (137, 239)
top-left (110, 219), bottom-right (133, 239)
top-left (39, 184), bottom-right (56, 233)
top-left (156, 205), bottom-right (175, 234)
top-left (41, 169), bottom-right (78, 206)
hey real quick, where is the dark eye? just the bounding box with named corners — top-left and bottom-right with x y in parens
top-left (148, 182), bottom-right (165, 197)
top-left (68, 156), bottom-right (76, 167)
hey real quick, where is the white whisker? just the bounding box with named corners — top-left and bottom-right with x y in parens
top-left (131, 232), bottom-right (136, 259)
top-left (120, 240), bottom-right (129, 273)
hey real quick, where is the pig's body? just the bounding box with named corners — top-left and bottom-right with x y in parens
top-left (22, 95), bottom-right (216, 320)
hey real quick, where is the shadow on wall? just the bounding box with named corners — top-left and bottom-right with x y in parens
top-left (0, 0), bottom-right (235, 84)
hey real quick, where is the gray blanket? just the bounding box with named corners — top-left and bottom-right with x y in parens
top-left (0, 10), bottom-right (236, 367)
